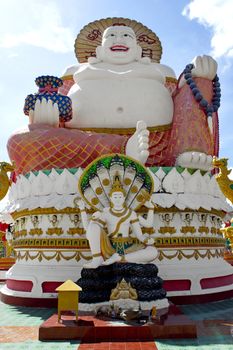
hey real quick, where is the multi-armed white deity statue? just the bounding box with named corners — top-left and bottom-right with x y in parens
top-left (78, 173), bottom-right (157, 268)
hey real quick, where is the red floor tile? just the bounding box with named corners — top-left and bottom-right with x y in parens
top-left (140, 342), bottom-right (157, 350)
top-left (0, 326), bottom-right (38, 342)
top-left (78, 342), bottom-right (157, 350)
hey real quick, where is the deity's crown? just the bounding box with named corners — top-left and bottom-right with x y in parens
top-left (109, 173), bottom-right (126, 197)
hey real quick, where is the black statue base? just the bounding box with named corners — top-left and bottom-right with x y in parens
top-left (77, 262), bottom-right (166, 303)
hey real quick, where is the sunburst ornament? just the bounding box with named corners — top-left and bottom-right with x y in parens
top-left (75, 17), bottom-right (162, 63)
top-left (78, 154), bottom-right (154, 211)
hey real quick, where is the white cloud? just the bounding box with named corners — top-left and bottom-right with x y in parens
top-left (0, 1), bottom-right (74, 53)
top-left (182, 0), bottom-right (233, 59)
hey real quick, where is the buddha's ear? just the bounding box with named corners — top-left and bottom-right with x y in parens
top-left (135, 45), bottom-right (142, 61)
top-left (96, 46), bottom-right (104, 61)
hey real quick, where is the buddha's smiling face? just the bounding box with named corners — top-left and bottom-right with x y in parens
top-left (96, 26), bottom-right (142, 64)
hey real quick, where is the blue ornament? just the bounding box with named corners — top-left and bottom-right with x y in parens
top-left (206, 106), bottom-right (214, 113)
top-left (184, 73), bottom-right (192, 79)
top-left (192, 88), bottom-right (199, 95)
top-left (200, 99), bottom-right (208, 107)
top-left (183, 63), bottom-right (221, 117)
top-left (190, 83), bottom-right (197, 89)
top-left (195, 93), bottom-right (202, 101)
top-left (186, 78), bottom-right (193, 85)
top-left (24, 75), bottom-right (72, 123)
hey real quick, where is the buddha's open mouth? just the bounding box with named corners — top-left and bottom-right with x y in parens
top-left (110, 45), bottom-right (129, 52)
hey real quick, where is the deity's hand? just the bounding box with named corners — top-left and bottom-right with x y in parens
top-left (125, 120), bottom-right (150, 165)
top-left (143, 199), bottom-right (154, 209)
top-left (29, 98), bottom-right (59, 127)
top-left (144, 237), bottom-right (155, 246)
top-left (176, 152), bottom-right (213, 171)
top-left (92, 211), bottom-right (101, 220)
top-left (74, 198), bottom-right (86, 211)
top-left (191, 55), bottom-right (217, 80)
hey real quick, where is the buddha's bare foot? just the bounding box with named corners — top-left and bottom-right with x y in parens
top-left (125, 120), bottom-right (149, 164)
top-left (102, 253), bottom-right (121, 265)
top-left (176, 152), bottom-right (212, 171)
top-left (83, 256), bottom-right (104, 269)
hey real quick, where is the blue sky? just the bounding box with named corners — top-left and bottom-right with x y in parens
top-left (0, 0), bottom-right (233, 166)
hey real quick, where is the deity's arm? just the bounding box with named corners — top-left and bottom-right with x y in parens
top-left (89, 211), bottom-right (105, 227)
top-left (138, 206), bottom-right (154, 228)
top-left (130, 212), bottom-right (148, 243)
top-left (76, 199), bottom-right (90, 231)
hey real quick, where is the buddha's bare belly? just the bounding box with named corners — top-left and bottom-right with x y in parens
top-left (67, 78), bottom-right (173, 129)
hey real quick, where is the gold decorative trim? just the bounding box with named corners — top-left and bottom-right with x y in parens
top-left (180, 226), bottom-right (196, 234)
top-left (158, 249), bottom-right (223, 261)
top-left (15, 230), bottom-right (27, 237)
top-left (158, 226), bottom-right (176, 234)
top-left (92, 252), bottom-right (102, 258)
top-left (15, 250), bottom-right (92, 262)
top-left (61, 75), bottom-right (74, 81)
top-left (67, 228), bottom-right (85, 235)
top-left (155, 236), bottom-right (225, 247)
top-left (141, 227), bottom-right (154, 235)
top-left (47, 228), bottom-right (64, 236)
top-left (13, 238), bottom-right (89, 249)
top-left (165, 77), bottom-right (178, 84)
top-left (211, 227), bottom-right (220, 235)
top-left (14, 247), bottom-right (223, 262)
top-left (198, 227), bottom-right (210, 234)
top-left (78, 123), bottom-right (172, 135)
top-left (29, 229), bottom-right (43, 236)
top-left (13, 236), bottom-right (225, 249)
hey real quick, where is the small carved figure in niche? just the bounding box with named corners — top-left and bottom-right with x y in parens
top-left (210, 215), bottom-right (218, 234)
top-left (20, 217), bottom-right (27, 230)
top-left (180, 212), bottom-right (196, 234)
top-left (69, 213), bottom-right (80, 227)
top-left (31, 215), bottom-right (40, 228)
top-left (48, 214), bottom-right (62, 228)
top-left (198, 213), bottom-right (209, 234)
top-left (158, 213), bottom-right (176, 234)
top-left (14, 219), bottom-right (20, 232)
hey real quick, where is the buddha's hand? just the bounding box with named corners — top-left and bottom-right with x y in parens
top-left (176, 152), bottom-right (213, 171)
top-left (125, 120), bottom-right (149, 165)
top-left (29, 98), bottom-right (60, 127)
top-left (191, 55), bottom-right (217, 80)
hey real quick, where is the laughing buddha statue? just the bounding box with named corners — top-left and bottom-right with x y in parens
top-left (8, 18), bottom-right (219, 174)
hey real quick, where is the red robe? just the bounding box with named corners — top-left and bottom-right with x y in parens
top-left (8, 77), bottom-right (218, 175)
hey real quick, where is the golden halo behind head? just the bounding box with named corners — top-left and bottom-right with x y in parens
top-left (75, 17), bottom-right (162, 63)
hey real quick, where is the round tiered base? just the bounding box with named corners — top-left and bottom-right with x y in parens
top-left (1, 166), bottom-right (233, 306)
